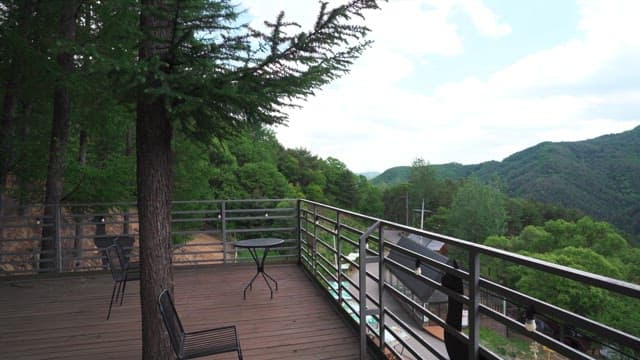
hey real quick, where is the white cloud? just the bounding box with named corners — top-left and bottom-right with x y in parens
top-left (457, 0), bottom-right (511, 37)
top-left (252, 1), bottom-right (640, 173)
top-left (367, 1), bottom-right (464, 57)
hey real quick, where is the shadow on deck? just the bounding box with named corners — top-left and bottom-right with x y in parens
top-left (0, 264), bottom-right (369, 359)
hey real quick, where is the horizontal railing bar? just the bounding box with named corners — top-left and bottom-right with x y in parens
top-left (483, 252), bottom-right (640, 299)
top-left (222, 207), bottom-right (296, 214)
top-left (173, 198), bottom-right (296, 205)
top-left (383, 280), bottom-right (465, 344)
top-left (383, 344), bottom-right (402, 359)
top-left (314, 212), bottom-right (337, 224)
top-left (301, 200), bottom-right (379, 223)
top-left (0, 237), bottom-right (53, 242)
top-left (316, 253), bottom-right (337, 271)
top-left (383, 240), bottom-right (452, 271)
top-left (479, 304), bottom-right (592, 360)
top-left (338, 234), bottom-right (358, 248)
top-left (171, 209), bottom-right (220, 215)
top-left (385, 310), bottom-right (446, 360)
top-left (226, 227), bottom-right (295, 234)
top-left (0, 223), bottom-right (54, 229)
top-left (171, 217), bottom-right (220, 223)
top-left (315, 238), bottom-right (336, 253)
top-left (480, 277), bottom-right (640, 351)
top-left (383, 256), bottom-right (468, 305)
top-left (224, 215), bottom-right (294, 221)
top-left (303, 200), bottom-right (640, 299)
top-left (316, 261), bottom-right (336, 280)
top-left (171, 230), bottom-right (221, 236)
top-left (315, 222), bottom-right (337, 236)
top-left (316, 269), bottom-right (334, 287)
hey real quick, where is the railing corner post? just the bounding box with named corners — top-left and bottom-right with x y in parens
top-left (55, 203), bottom-right (63, 273)
top-left (296, 199), bottom-right (302, 265)
top-left (468, 250), bottom-right (480, 360)
top-left (378, 224), bottom-right (385, 354)
top-left (221, 201), bottom-right (227, 264)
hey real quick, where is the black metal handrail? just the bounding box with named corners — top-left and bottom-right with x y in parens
top-left (297, 199), bottom-right (640, 360)
top-left (2, 198), bottom-right (639, 359)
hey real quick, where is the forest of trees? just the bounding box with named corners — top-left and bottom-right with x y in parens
top-left (381, 159), bottom-right (640, 338)
top-left (2, 0), bottom-right (638, 354)
top-left (0, 0), bottom-right (383, 357)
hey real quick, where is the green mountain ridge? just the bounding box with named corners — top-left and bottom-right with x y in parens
top-left (372, 126), bottom-right (640, 239)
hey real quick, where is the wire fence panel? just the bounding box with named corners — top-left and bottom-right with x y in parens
top-left (0, 199), bottom-right (298, 274)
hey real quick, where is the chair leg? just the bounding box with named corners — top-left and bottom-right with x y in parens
top-left (114, 280), bottom-right (122, 303)
top-left (120, 277), bottom-right (128, 306)
top-left (107, 282), bottom-right (118, 320)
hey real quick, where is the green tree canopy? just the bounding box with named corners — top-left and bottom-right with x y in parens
top-left (515, 247), bottom-right (640, 334)
top-left (447, 177), bottom-right (507, 242)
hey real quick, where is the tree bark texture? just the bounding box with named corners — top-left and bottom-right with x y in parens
top-left (78, 130), bottom-right (88, 165)
top-left (138, 1), bottom-right (175, 358)
top-left (0, 0), bottom-right (36, 211)
top-left (40, 1), bottom-right (78, 270)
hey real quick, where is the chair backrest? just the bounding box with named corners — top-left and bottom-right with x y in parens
top-left (96, 236), bottom-right (135, 268)
top-left (158, 289), bottom-right (185, 357)
top-left (105, 244), bottom-right (125, 282)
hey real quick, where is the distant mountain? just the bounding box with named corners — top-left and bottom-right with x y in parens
top-left (359, 171), bottom-right (381, 180)
top-left (372, 126), bottom-right (640, 239)
top-left (370, 166), bottom-right (411, 186)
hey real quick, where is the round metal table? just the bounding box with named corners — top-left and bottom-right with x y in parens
top-left (234, 238), bottom-right (284, 299)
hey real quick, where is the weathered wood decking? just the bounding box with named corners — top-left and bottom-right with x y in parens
top-left (0, 264), bottom-right (369, 359)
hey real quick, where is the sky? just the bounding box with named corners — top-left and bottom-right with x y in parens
top-left (242, 0), bottom-right (640, 174)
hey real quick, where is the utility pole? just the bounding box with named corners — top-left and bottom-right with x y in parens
top-left (420, 198), bottom-right (425, 230)
top-left (405, 191), bottom-right (409, 226)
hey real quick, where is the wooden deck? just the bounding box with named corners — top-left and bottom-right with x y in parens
top-left (0, 264), bottom-right (370, 359)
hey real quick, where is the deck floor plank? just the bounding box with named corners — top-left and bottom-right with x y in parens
top-left (0, 264), bottom-right (369, 359)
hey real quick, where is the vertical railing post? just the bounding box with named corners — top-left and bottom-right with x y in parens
top-left (55, 204), bottom-right (63, 273)
top-left (313, 204), bottom-right (318, 276)
top-left (359, 225), bottom-right (367, 360)
top-left (377, 225), bottom-right (385, 353)
top-left (468, 250), bottom-right (481, 360)
top-left (296, 199), bottom-right (302, 265)
top-left (336, 212), bottom-right (342, 303)
top-left (359, 221), bottom-right (380, 360)
top-left (221, 201), bottom-right (227, 264)
top-left (123, 212), bottom-right (129, 235)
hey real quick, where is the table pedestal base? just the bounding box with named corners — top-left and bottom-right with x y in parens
top-left (243, 247), bottom-right (279, 300)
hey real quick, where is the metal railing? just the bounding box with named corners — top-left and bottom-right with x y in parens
top-left (297, 199), bottom-right (640, 360)
top-left (2, 198), bottom-right (640, 359)
top-left (0, 199), bottom-right (298, 274)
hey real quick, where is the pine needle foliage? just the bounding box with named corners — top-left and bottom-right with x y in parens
top-left (136, 0), bottom-right (381, 144)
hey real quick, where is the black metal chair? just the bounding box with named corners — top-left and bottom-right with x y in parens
top-left (95, 234), bottom-right (136, 270)
top-left (158, 289), bottom-right (243, 360)
top-left (105, 244), bottom-right (140, 320)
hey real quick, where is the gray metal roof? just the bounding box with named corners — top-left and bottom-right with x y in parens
top-left (387, 236), bottom-right (449, 303)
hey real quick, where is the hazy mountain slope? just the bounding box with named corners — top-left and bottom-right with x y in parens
top-left (483, 127), bottom-right (640, 237)
top-left (371, 126), bottom-right (640, 238)
top-left (371, 166), bottom-right (411, 186)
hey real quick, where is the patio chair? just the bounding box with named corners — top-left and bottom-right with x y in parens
top-left (158, 289), bottom-right (243, 360)
top-left (95, 234), bottom-right (136, 270)
top-left (105, 243), bottom-right (140, 320)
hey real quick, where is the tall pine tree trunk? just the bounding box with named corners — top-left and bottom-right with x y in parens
top-left (138, 1), bottom-right (174, 357)
top-left (0, 0), bottom-right (36, 212)
top-left (0, 77), bottom-right (18, 212)
top-left (40, 1), bottom-right (78, 271)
